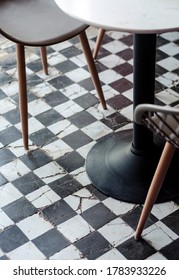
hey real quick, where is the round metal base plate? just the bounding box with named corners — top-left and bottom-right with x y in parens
top-left (86, 129), bottom-right (179, 204)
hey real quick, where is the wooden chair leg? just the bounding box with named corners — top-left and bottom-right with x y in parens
top-left (40, 46), bottom-right (48, 75)
top-left (16, 44), bottom-right (28, 150)
top-left (135, 142), bottom-right (176, 240)
top-left (93, 28), bottom-right (105, 59)
top-left (79, 31), bottom-right (107, 110)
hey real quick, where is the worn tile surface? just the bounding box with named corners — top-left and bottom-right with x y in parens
top-left (0, 27), bottom-right (179, 260)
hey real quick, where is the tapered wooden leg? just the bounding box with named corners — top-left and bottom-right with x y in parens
top-left (16, 44), bottom-right (28, 150)
top-left (93, 28), bottom-right (105, 59)
top-left (135, 142), bottom-right (176, 240)
top-left (40, 46), bottom-right (48, 75)
top-left (79, 31), bottom-right (107, 109)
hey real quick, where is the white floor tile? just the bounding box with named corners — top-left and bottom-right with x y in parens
top-left (97, 248), bottom-right (126, 260)
top-left (43, 139), bottom-right (73, 159)
top-left (99, 69), bottom-right (122, 84)
top-left (54, 100), bottom-right (83, 118)
top-left (146, 252), bottom-right (167, 260)
top-left (50, 245), bottom-right (84, 260)
top-left (82, 121), bottom-right (112, 140)
top-left (99, 54), bottom-right (125, 68)
top-left (34, 162), bottom-right (66, 184)
top-left (17, 213), bottom-right (53, 240)
top-left (151, 201), bottom-right (179, 219)
top-left (99, 217), bottom-right (134, 247)
top-left (7, 242), bottom-right (46, 260)
top-left (48, 119), bottom-right (78, 137)
top-left (65, 68), bottom-right (90, 83)
top-left (70, 167), bottom-right (91, 186)
top-left (26, 185), bottom-right (61, 208)
top-left (28, 99), bottom-right (51, 116)
top-left (64, 187), bottom-right (99, 214)
top-left (61, 83), bottom-right (87, 100)
top-left (143, 222), bottom-right (178, 250)
top-left (0, 116), bottom-right (10, 131)
top-left (0, 183), bottom-right (23, 207)
top-left (157, 57), bottom-right (179, 71)
top-left (0, 159), bottom-right (30, 181)
top-left (0, 211), bottom-right (14, 230)
top-left (57, 215), bottom-right (94, 243)
top-left (103, 197), bottom-right (135, 215)
top-left (0, 98), bottom-right (16, 114)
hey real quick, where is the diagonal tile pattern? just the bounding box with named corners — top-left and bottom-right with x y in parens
top-left (0, 27), bottom-right (179, 260)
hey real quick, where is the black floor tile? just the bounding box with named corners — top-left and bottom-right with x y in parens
top-left (0, 148), bottom-right (16, 167)
top-left (161, 210), bottom-right (179, 235)
top-left (61, 45), bottom-right (82, 58)
top-left (3, 108), bottom-right (21, 125)
top-left (36, 109), bottom-right (64, 126)
top-left (62, 130), bottom-right (92, 149)
top-left (0, 126), bottom-right (22, 146)
top-left (74, 93), bottom-right (99, 109)
top-left (0, 225), bottom-right (29, 253)
top-left (117, 48), bottom-right (133, 61)
top-left (69, 111), bottom-right (97, 129)
top-left (42, 200), bottom-right (77, 226)
top-left (2, 197), bottom-right (37, 223)
top-left (12, 172), bottom-right (45, 195)
top-left (79, 78), bottom-right (99, 92)
top-left (32, 229), bottom-right (70, 258)
top-left (75, 231), bottom-right (111, 259)
top-left (49, 174), bottom-right (83, 198)
top-left (121, 205), bottom-right (158, 230)
top-left (86, 184), bottom-right (109, 201)
top-left (81, 203), bottom-right (116, 230)
top-left (30, 128), bottom-right (55, 146)
top-left (27, 59), bottom-right (46, 73)
top-left (120, 35), bottom-right (133, 46)
top-left (160, 238), bottom-right (179, 260)
top-left (0, 173), bottom-right (8, 186)
top-left (27, 73), bottom-right (44, 88)
top-left (109, 78), bottom-right (133, 94)
top-left (56, 151), bottom-right (85, 173)
top-left (49, 76), bottom-right (74, 90)
top-left (116, 237), bottom-right (156, 260)
top-left (56, 60), bottom-right (79, 73)
top-left (101, 112), bottom-right (130, 130)
top-left (44, 91), bottom-right (69, 107)
top-left (20, 149), bottom-right (51, 171)
top-left (107, 94), bottom-right (132, 110)
top-left (113, 62), bottom-right (133, 76)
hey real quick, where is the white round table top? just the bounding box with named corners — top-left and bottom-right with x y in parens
top-left (55, 0), bottom-right (179, 33)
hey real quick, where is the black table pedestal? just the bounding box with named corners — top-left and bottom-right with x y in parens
top-left (86, 129), bottom-right (179, 203)
top-left (86, 34), bottom-right (179, 204)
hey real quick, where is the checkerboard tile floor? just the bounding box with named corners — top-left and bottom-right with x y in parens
top-left (0, 27), bottom-right (179, 260)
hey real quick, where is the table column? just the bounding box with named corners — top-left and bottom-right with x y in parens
top-left (133, 34), bottom-right (156, 153)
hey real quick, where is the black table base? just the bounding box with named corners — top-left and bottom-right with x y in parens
top-left (86, 34), bottom-right (179, 204)
top-left (86, 129), bottom-right (179, 204)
